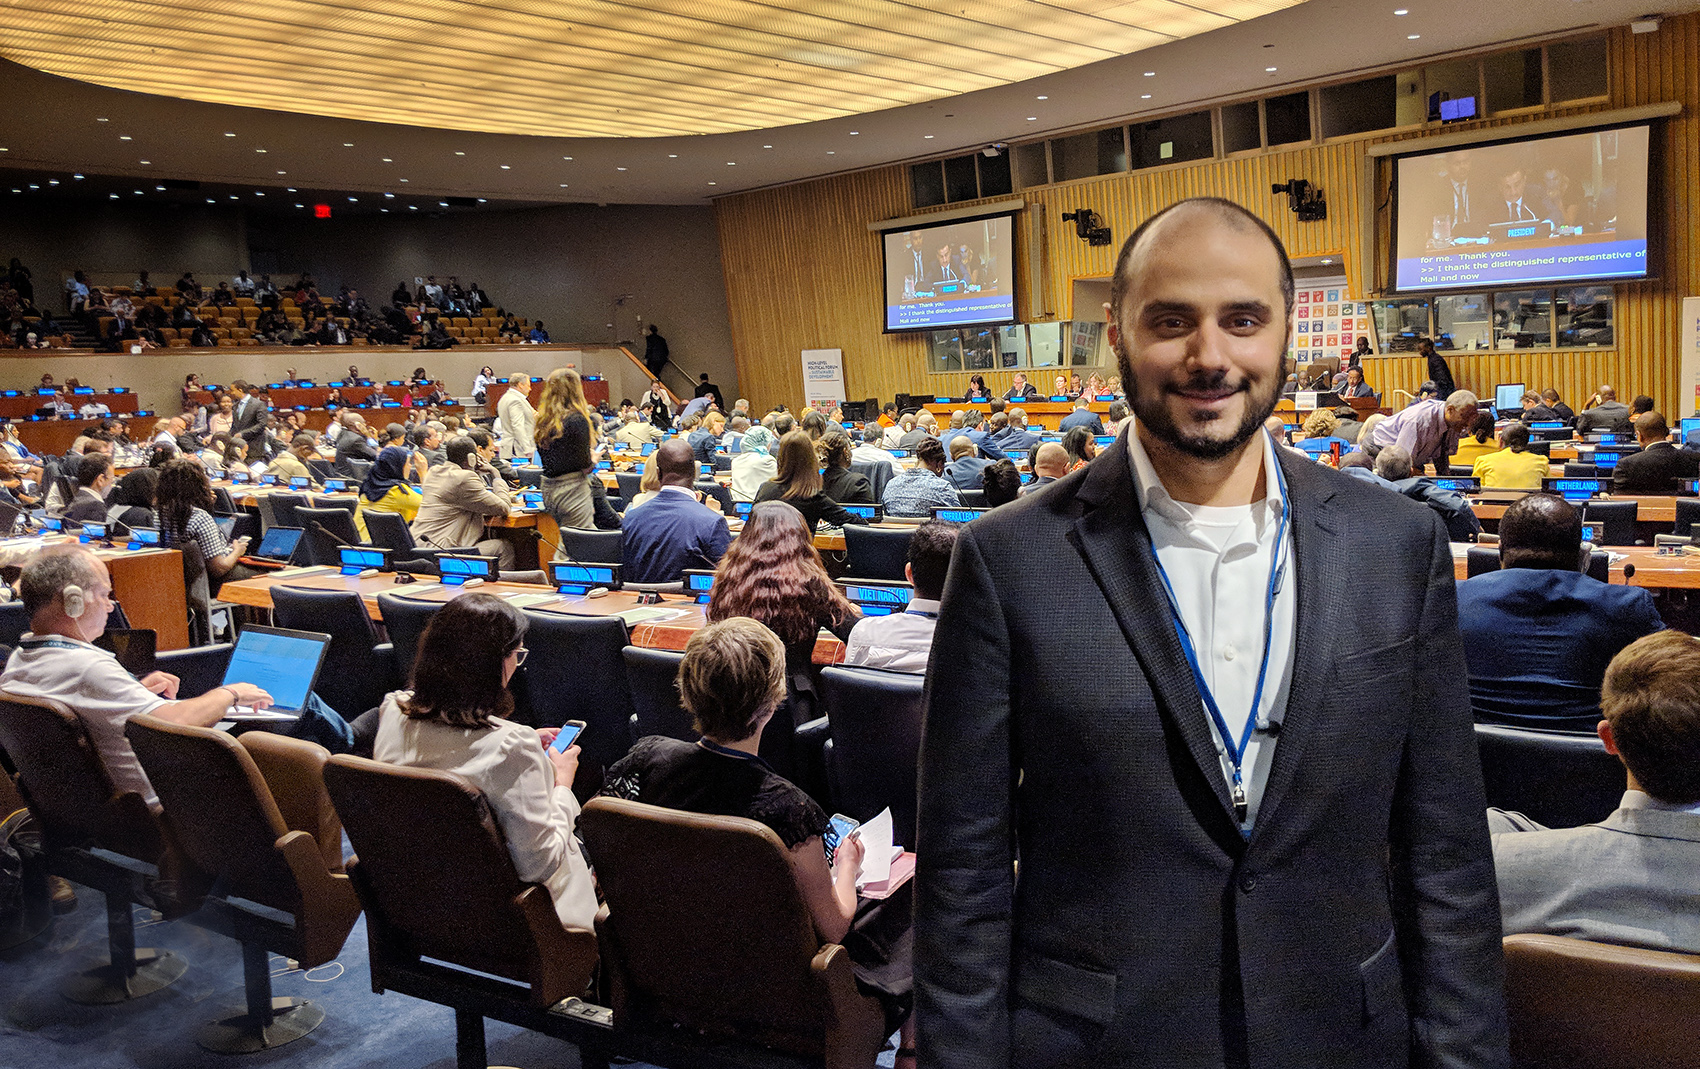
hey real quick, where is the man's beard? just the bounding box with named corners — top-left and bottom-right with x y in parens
top-left (1118, 346), bottom-right (1280, 461)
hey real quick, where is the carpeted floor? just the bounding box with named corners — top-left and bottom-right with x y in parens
top-left (0, 882), bottom-right (906, 1069)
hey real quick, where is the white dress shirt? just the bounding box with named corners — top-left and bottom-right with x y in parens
top-left (842, 598), bottom-right (940, 674)
top-left (1127, 426), bottom-right (1296, 831)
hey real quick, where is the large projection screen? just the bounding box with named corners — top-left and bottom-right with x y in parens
top-left (1392, 125), bottom-right (1650, 292)
top-left (882, 214), bottom-right (1016, 332)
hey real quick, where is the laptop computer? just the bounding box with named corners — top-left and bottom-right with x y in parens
top-left (0, 499), bottom-right (25, 537)
top-left (239, 526), bottom-right (304, 570)
top-left (219, 624), bottom-right (332, 720)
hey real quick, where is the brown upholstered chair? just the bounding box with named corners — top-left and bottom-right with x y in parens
top-left (0, 693), bottom-right (201, 1003)
top-left (580, 796), bottom-right (889, 1069)
top-left (322, 754), bottom-right (601, 1067)
top-left (1504, 933), bottom-right (1700, 1069)
top-left (125, 715), bottom-right (360, 1052)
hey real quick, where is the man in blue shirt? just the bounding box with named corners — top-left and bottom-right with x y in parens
top-left (1057, 398), bottom-right (1105, 435)
top-left (621, 440), bottom-right (732, 583)
top-left (994, 407), bottom-right (1040, 453)
top-left (1457, 493), bottom-right (1662, 731)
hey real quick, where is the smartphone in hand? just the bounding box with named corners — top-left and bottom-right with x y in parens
top-left (550, 719), bottom-right (587, 754)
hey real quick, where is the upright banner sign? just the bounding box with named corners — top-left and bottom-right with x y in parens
top-left (1682, 298), bottom-right (1700, 416)
top-left (801, 348), bottom-right (846, 408)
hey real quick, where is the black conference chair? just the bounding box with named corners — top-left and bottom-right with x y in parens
top-left (557, 526), bottom-right (623, 564)
top-left (345, 458), bottom-right (373, 483)
top-left (375, 592), bottom-right (444, 690)
top-left (520, 611), bottom-right (635, 796)
top-left (0, 600), bottom-right (30, 649)
top-left (1674, 497), bottom-right (1700, 537)
top-left (850, 461), bottom-right (892, 502)
top-left (362, 510), bottom-right (458, 569)
top-left (1563, 462), bottom-right (1600, 478)
top-left (295, 506), bottom-right (364, 567)
top-left (306, 457), bottom-right (334, 481)
top-left (957, 489), bottom-right (989, 509)
top-left (1582, 500), bottom-right (1639, 546)
top-left (1449, 465), bottom-right (1475, 477)
top-left (712, 454), bottom-right (733, 473)
top-left (818, 665), bottom-right (925, 849)
top-left (311, 494), bottom-right (357, 517)
top-left (264, 492), bottom-right (309, 533)
top-left (614, 472), bottom-right (643, 501)
top-left (1475, 723), bottom-right (1624, 829)
top-left (844, 525), bottom-right (911, 581)
top-left (271, 586), bottom-right (395, 722)
top-left (622, 646), bottom-right (692, 743)
top-left (694, 481), bottom-right (733, 515)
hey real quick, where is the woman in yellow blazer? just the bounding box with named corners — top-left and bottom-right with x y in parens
top-left (354, 445), bottom-right (423, 540)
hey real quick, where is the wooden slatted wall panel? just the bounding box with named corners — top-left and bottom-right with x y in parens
top-left (716, 17), bottom-right (1699, 414)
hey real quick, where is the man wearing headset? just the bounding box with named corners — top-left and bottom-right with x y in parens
top-left (0, 546), bottom-right (342, 809)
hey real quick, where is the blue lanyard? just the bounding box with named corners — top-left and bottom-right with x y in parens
top-left (1147, 444), bottom-right (1290, 827)
top-left (697, 737), bottom-right (775, 773)
top-left (904, 608), bottom-right (939, 619)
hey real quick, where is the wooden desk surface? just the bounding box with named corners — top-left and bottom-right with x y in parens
top-left (1471, 494), bottom-right (1679, 524)
top-left (217, 569), bottom-right (845, 663)
top-left (0, 536), bottom-right (189, 649)
top-left (1453, 545), bottom-right (1700, 590)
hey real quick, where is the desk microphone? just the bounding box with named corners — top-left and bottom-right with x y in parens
top-left (460, 577), bottom-right (485, 588)
top-left (1622, 562), bottom-right (1635, 580)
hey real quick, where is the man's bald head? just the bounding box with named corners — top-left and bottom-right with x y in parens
top-left (949, 435), bottom-right (975, 460)
top-left (1598, 385), bottom-right (1617, 402)
top-left (655, 439), bottom-right (698, 486)
top-left (1109, 197), bottom-right (1295, 327)
top-left (1033, 442), bottom-right (1069, 479)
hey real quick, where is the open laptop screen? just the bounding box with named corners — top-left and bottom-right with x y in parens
top-left (253, 526), bottom-right (304, 561)
top-left (220, 626), bottom-right (330, 712)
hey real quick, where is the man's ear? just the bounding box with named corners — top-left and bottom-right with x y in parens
top-left (1597, 719), bottom-right (1619, 756)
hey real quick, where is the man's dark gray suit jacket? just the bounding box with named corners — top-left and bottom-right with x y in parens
top-left (916, 433), bottom-right (1508, 1069)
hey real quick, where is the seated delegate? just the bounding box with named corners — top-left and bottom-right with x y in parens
top-left (0, 546), bottom-right (351, 812)
top-left (372, 593), bottom-right (597, 931)
top-left (155, 457), bottom-right (256, 594)
top-left (753, 430), bottom-right (870, 536)
top-left (620, 439), bottom-right (731, 584)
top-left (843, 521), bottom-right (958, 674)
top-left (600, 617), bottom-right (914, 1063)
top-left (1490, 630), bottom-right (1700, 953)
top-left (353, 446), bottom-right (423, 541)
top-left (1472, 422), bottom-right (1547, 490)
top-left (1456, 494), bottom-right (1662, 732)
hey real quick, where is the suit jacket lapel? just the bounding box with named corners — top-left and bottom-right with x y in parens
top-left (1251, 451), bottom-right (1344, 837)
top-left (1067, 436), bottom-right (1238, 825)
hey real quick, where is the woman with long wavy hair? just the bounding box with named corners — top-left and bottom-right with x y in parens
top-left (533, 367), bottom-right (599, 533)
top-left (155, 457), bottom-right (254, 593)
top-left (706, 501), bottom-right (860, 775)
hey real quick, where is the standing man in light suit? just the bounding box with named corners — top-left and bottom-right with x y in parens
top-left (916, 198), bottom-right (1507, 1069)
top-left (496, 372), bottom-right (536, 462)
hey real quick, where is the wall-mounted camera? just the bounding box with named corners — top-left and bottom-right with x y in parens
top-left (981, 143), bottom-right (1007, 158)
top-left (1061, 207), bottom-right (1113, 246)
top-left (1271, 179), bottom-right (1327, 222)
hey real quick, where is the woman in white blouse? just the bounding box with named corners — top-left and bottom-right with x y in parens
top-left (371, 593), bottom-right (597, 931)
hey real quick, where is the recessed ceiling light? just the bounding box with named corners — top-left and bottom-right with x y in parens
top-left (1321, 258), bottom-right (1334, 264)
top-left (828, 150), bottom-right (836, 154)
top-left (139, 159), bottom-right (150, 165)
top-left (47, 180), bottom-right (58, 185)
top-left (287, 187), bottom-right (297, 192)
top-left (399, 178), bottom-right (408, 182)
top-left (1141, 93), bottom-right (1152, 99)
top-left (409, 205), bottom-right (418, 210)
top-left (254, 192), bottom-right (265, 197)
top-left (669, 153), bottom-right (678, 158)
top-left (134, 190), bottom-right (144, 195)
top-left (255, 148), bottom-right (267, 153)
top-left (381, 208), bottom-right (389, 213)
top-left (560, 183), bottom-right (569, 187)
top-left (1037, 95), bottom-right (1048, 100)
top-left (1407, 33), bottom-right (1420, 38)
top-left (228, 194), bottom-right (238, 199)
top-left (110, 193), bottom-right (119, 199)
top-left (26, 184), bottom-right (37, 189)
top-left (500, 164), bottom-right (510, 170)
top-left (296, 203), bottom-right (304, 208)
top-left (849, 131), bottom-right (859, 135)
top-left (438, 201), bottom-right (449, 207)
top-left (1266, 66), bottom-right (1277, 72)
top-left (72, 173), bottom-right (83, 179)
top-left (1144, 71), bottom-right (1156, 76)
top-left (477, 198), bottom-right (487, 203)
top-left (726, 161), bottom-right (736, 165)
top-left (96, 117), bottom-right (108, 122)
top-left (1026, 116), bottom-right (1037, 121)
top-left (343, 143), bottom-right (353, 147)
top-left (347, 196), bottom-right (357, 202)
top-left (1394, 7), bottom-right (1408, 13)
top-left (924, 134), bottom-right (934, 138)
top-left (205, 198), bottom-right (214, 203)
top-left (617, 166), bottom-right (627, 171)
top-left (277, 170), bottom-right (287, 175)
top-left (763, 145), bottom-right (773, 149)
top-left (707, 181), bottom-right (716, 185)
top-left (119, 135), bottom-right (132, 140)
top-left (384, 192), bottom-right (395, 198)
top-left (381, 157), bottom-right (392, 163)
top-left (154, 185), bottom-right (165, 190)
top-left (456, 151), bottom-right (466, 156)
top-left (561, 156), bottom-right (572, 160)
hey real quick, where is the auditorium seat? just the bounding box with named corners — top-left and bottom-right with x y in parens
top-left (580, 796), bottom-right (890, 1068)
top-left (0, 693), bottom-right (203, 1004)
top-left (622, 645), bottom-right (692, 742)
top-left (1466, 547), bottom-right (1611, 582)
top-left (558, 526), bottom-right (622, 564)
top-left (322, 755), bottom-right (602, 1069)
top-left (1582, 500), bottom-right (1638, 546)
top-left (1475, 723), bottom-right (1624, 829)
top-left (520, 610), bottom-right (636, 794)
top-left (1673, 497), bottom-right (1700, 537)
top-left (271, 586), bottom-right (395, 721)
top-left (375, 591), bottom-right (443, 688)
top-left (1503, 933), bottom-right (1700, 1069)
top-left (295, 506), bottom-right (363, 566)
top-left (844, 525), bottom-right (911, 581)
top-left (1563, 463), bottom-right (1599, 478)
top-left (125, 718), bottom-right (360, 1053)
top-left (818, 664), bottom-right (925, 848)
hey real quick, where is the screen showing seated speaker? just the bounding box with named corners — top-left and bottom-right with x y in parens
top-left (1393, 125), bottom-right (1651, 292)
top-left (882, 214), bottom-right (1016, 332)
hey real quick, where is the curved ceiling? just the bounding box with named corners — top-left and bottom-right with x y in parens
top-left (0, 0), bottom-right (1297, 138)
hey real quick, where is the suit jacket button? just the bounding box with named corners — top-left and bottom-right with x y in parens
top-left (1238, 872), bottom-right (1257, 893)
